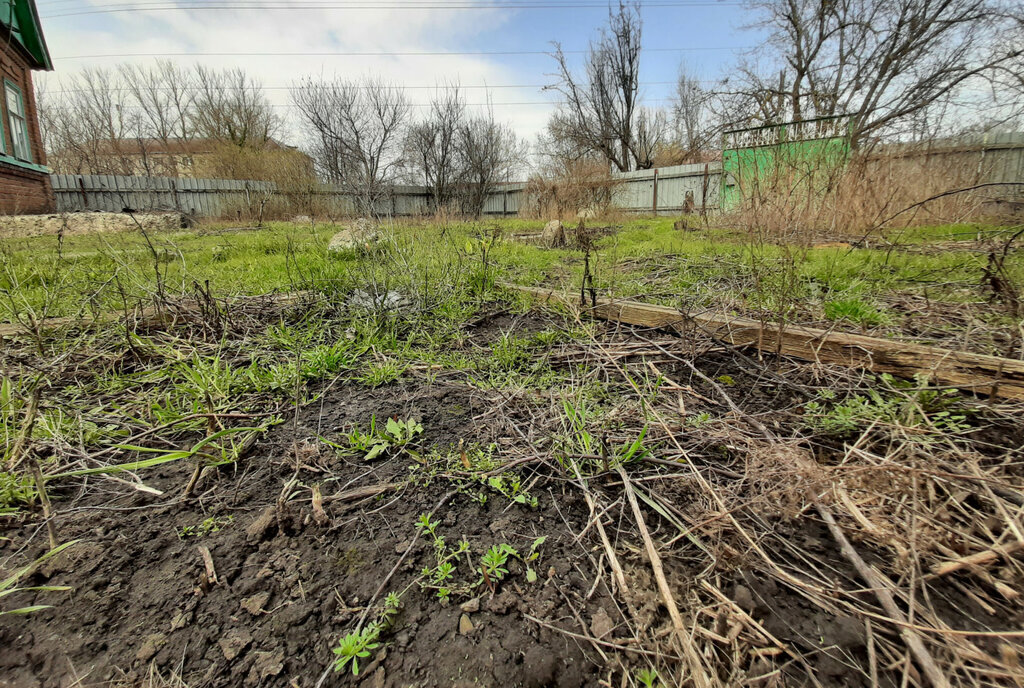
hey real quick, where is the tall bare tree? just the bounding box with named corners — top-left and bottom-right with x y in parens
top-left (292, 76), bottom-right (410, 213)
top-left (43, 63), bottom-right (285, 177)
top-left (120, 61), bottom-right (197, 147)
top-left (546, 2), bottom-right (657, 171)
top-left (40, 67), bottom-right (137, 175)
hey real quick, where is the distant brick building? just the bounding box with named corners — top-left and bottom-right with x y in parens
top-left (58, 137), bottom-right (315, 181)
top-left (0, 0), bottom-right (53, 214)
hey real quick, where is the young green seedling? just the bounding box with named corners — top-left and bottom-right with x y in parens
top-left (478, 543), bottom-right (518, 593)
top-left (337, 415), bottom-right (424, 461)
top-left (332, 626), bottom-right (379, 676)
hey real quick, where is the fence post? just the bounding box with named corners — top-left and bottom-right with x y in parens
top-left (171, 178), bottom-right (181, 212)
top-left (77, 176), bottom-right (88, 209)
top-left (652, 169), bottom-right (658, 214)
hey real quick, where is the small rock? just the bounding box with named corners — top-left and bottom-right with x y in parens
top-left (241, 592), bottom-right (270, 616)
top-left (541, 220), bottom-right (566, 247)
top-left (347, 288), bottom-right (408, 311)
top-left (732, 584), bottom-right (755, 613)
top-left (170, 610), bottom-right (192, 631)
top-left (218, 628), bottom-right (252, 661)
top-left (245, 649), bottom-right (285, 685)
top-left (327, 229), bottom-right (359, 253)
top-left (590, 607), bottom-right (614, 639)
top-left (459, 597), bottom-right (480, 614)
top-left (327, 219), bottom-right (380, 254)
top-left (458, 614), bottom-right (474, 635)
top-left (485, 589), bottom-right (517, 615)
top-left (245, 506), bottom-right (277, 541)
top-left (136, 633), bottom-right (166, 662)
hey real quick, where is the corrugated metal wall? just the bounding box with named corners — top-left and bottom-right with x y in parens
top-left (612, 162), bottom-right (722, 213)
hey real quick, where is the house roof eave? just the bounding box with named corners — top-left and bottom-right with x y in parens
top-left (4, 0), bottom-right (53, 71)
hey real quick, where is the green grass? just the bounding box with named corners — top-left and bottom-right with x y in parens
top-left (3, 217), bottom-right (1020, 346)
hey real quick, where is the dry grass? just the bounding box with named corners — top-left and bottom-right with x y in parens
top-left (721, 145), bottom-right (994, 244)
top-left (520, 159), bottom-right (623, 221)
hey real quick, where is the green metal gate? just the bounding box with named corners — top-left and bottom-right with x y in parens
top-left (720, 115), bottom-right (853, 211)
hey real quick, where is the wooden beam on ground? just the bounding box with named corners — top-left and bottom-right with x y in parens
top-left (507, 284), bottom-right (1024, 401)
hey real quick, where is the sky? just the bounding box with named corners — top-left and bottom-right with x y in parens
top-left (33, 0), bottom-right (765, 149)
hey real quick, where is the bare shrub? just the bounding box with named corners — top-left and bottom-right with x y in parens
top-left (291, 76), bottom-right (410, 217)
top-left (722, 141), bottom-right (990, 244)
top-left (520, 159), bottom-right (620, 220)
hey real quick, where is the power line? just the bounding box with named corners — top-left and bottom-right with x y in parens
top-left (53, 97), bottom-right (676, 108)
top-left (42, 0), bottom-right (742, 17)
top-left (55, 46), bottom-right (746, 60)
top-left (44, 80), bottom-right (702, 95)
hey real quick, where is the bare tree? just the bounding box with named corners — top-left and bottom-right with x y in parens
top-left (458, 111), bottom-right (528, 217)
top-left (41, 67), bottom-right (138, 175)
top-left (120, 61), bottom-right (197, 146)
top-left (729, 0), bottom-right (1021, 145)
top-left (194, 66), bottom-right (280, 148)
top-left (632, 107), bottom-right (666, 170)
top-left (404, 86), bottom-right (466, 211)
top-left (292, 76), bottom-right (410, 214)
top-left (43, 64), bottom-right (296, 183)
top-left (670, 67), bottom-right (716, 161)
top-left (545, 2), bottom-right (654, 171)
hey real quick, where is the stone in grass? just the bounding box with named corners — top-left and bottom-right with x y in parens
top-left (327, 218), bottom-right (380, 254)
top-left (458, 613), bottom-right (474, 635)
top-left (346, 288), bottom-right (410, 311)
top-left (541, 219), bottom-right (566, 247)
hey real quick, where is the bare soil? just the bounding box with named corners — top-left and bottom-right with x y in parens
top-left (2, 312), bottom-right (1022, 688)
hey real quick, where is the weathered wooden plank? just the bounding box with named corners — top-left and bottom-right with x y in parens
top-left (508, 284), bottom-right (1024, 401)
